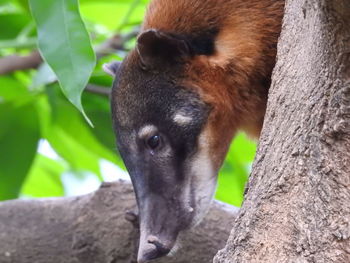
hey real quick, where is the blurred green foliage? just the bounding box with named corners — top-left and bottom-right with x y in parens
top-left (0, 0), bottom-right (256, 207)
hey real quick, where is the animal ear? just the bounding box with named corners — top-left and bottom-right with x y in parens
top-left (103, 61), bottom-right (121, 77)
top-left (136, 29), bottom-right (190, 69)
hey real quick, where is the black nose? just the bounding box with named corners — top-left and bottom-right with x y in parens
top-left (137, 236), bottom-right (171, 263)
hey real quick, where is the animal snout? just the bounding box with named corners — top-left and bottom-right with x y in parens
top-left (137, 235), bottom-right (171, 263)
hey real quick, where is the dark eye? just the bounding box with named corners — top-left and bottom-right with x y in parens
top-left (147, 135), bottom-right (161, 149)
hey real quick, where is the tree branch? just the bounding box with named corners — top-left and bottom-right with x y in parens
top-left (0, 180), bottom-right (238, 263)
top-left (95, 29), bottom-right (139, 58)
top-left (0, 51), bottom-right (41, 75)
top-left (85, 84), bottom-right (111, 97)
top-left (0, 29), bottom-right (139, 76)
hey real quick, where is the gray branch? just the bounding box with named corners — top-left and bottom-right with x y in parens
top-left (0, 180), bottom-right (238, 263)
top-left (0, 51), bottom-right (42, 75)
top-left (85, 84), bottom-right (111, 97)
top-left (0, 29), bottom-right (139, 76)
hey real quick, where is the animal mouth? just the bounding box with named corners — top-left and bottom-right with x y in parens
top-left (137, 234), bottom-right (174, 263)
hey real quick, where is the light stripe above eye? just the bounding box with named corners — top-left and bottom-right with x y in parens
top-left (138, 125), bottom-right (158, 139)
top-left (173, 113), bottom-right (193, 125)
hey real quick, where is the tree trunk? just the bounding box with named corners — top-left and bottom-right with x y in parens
top-left (214, 0), bottom-right (350, 262)
top-left (0, 180), bottom-right (237, 263)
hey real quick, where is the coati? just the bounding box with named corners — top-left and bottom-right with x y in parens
top-left (104, 0), bottom-right (284, 262)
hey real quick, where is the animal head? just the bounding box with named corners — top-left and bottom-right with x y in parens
top-left (107, 29), bottom-right (239, 262)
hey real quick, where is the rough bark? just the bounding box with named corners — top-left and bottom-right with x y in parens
top-left (0, 180), bottom-right (237, 263)
top-left (214, 0), bottom-right (350, 262)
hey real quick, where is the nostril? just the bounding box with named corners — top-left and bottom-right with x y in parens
top-left (147, 235), bottom-right (171, 255)
top-left (137, 235), bottom-right (171, 263)
top-left (137, 242), bottom-right (157, 263)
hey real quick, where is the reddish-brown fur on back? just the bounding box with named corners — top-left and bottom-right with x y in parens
top-left (143, 0), bottom-right (284, 168)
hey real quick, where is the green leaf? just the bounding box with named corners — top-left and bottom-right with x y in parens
top-left (80, 0), bottom-right (146, 31)
top-left (31, 62), bottom-right (57, 90)
top-left (0, 1), bottom-right (22, 14)
top-left (15, 0), bottom-right (30, 13)
top-left (29, 0), bottom-right (96, 124)
top-left (0, 14), bottom-right (31, 40)
top-left (83, 91), bottom-right (125, 169)
top-left (0, 102), bottom-right (40, 200)
top-left (39, 85), bottom-right (122, 177)
top-left (0, 76), bottom-right (30, 103)
top-left (21, 154), bottom-right (65, 198)
top-left (47, 126), bottom-right (102, 177)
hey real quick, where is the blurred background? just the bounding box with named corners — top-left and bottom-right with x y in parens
top-left (0, 0), bottom-right (256, 207)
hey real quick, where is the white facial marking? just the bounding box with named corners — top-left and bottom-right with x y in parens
top-left (173, 112), bottom-right (193, 126)
top-left (138, 125), bottom-right (157, 139)
top-left (185, 129), bottom-right (218, 226)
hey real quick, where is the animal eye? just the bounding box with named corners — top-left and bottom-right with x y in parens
top-left (147, 135), bottom-right (161, 149)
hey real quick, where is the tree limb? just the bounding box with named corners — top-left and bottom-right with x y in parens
top-left (0, 180), bottom-right (238, 263)
top-left (0, 29), bottom-right (139, 76)
top-left (85, 84), bottom-right (111, 97)
top-left (0, 51), bottom-right (42, 75)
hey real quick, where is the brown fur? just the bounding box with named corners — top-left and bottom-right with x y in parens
top-left (143, 0), bottom-right (284, 168)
